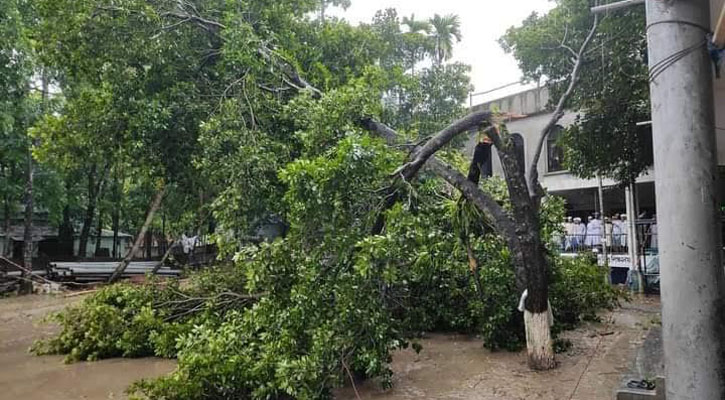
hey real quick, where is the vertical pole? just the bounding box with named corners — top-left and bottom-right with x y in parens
top-left (646, 1), bottom-right (725, 398)
top-left (598, 176), bottom-right (608, 269)
top-left (625, 183), bottom-right (643, 292)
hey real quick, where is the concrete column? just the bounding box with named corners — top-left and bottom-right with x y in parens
top-left (646, 0), bottom-right (725, 398)
top-left (598, 176), bottom-right (608, 268)
top-left (625, 184), bottom-right (637, 271)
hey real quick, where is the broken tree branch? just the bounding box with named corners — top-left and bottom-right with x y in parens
top-left (391, 110), bottom-right (492, 180)
top-left (109, 186), bottom-right (166, 283)
top-left (359, 118), bottom-right (527, 288)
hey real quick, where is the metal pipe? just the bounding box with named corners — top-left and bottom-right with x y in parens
top-left (591, 0), bottom-right (644, 15)
top-left (646, 0), bottom-right (725, 397)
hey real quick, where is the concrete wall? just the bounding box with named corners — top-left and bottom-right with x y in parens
top-left (467, 86), bottom-right (656, 193)
top-left (73, 236), bottom-right (133, 258)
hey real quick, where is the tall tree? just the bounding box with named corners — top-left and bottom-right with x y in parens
top-left (500, 0), bottom-right (650, 186)
top-left (319, 0), bottom-right (350, 22)
top-left (401, 14), bottom-right (432, 74)
top-left (1, 0), bottom-right (46, 292)
top-left (429, 13), bottom-right (462, 65)
top-left (362, 8), bottom-right (599, 369)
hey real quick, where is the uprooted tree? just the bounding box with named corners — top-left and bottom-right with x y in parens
top-left (28, 0), bottom-right (606, 378)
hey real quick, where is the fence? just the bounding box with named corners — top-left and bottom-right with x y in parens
top-left (554, 219), bottom-right (658, 255)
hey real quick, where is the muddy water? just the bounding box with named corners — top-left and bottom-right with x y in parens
top-left (0, 294), bottom-right (658, 400)
top-left (335, 298), bottom-right (660, 400)
top-left (0, 295), bottom-right (175, 400)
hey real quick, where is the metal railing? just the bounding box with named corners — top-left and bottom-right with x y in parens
top-left (553, 220), bottom-right (658, 255)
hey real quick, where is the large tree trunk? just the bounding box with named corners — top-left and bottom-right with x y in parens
top-left (108, 187), bottom-right (165, 283)
top-left (495, 127), bottom-right (555, 370)
top-left (362, 116), bottom-right (556, 369)
top-left (144, 229), bottom-right (152, 259)
top-left (58, 205), bottom-right (74, 257)
top-left (94, 206), bottom-right (104, 257)
top-left (20, 148), bottom-right (34, 294)
top-left (524, 308), bottom-right (555, 369)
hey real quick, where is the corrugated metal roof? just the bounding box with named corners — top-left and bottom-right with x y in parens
top-left (0, 225), bottom-right (57, 241)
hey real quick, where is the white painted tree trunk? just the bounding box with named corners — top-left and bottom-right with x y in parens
top-left (524, 308), bottom-right (555, 370)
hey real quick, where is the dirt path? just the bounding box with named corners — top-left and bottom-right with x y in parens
top-left (336, 296), bottom-right (660, 400)
top-left (0, 295), bottom-right (175, 400)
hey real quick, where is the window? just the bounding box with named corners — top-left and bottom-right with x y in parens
top-left (511, 133), bottom-right (525, 176)
top-left (547, 125), bottom-right (566, 173)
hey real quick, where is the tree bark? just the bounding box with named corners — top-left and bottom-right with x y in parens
top-left (151, 239), bottom-right (176, 274)
top-left (80, 163), bottom-right (109, 258)
top-left (111, 208), bottom-right (120, 258)
top-left (362, 116), bottom-right (556, 369)
top-left (94, 206), bottom-right (104, 257)
top-left (58, 177), bottom-right (75, 257)
top-left (108, 187), bottom-right (165, 283)
top-left (3, 196), bottom-right (11, 257)
top-left (111, 170), bottom-right (121, 259)
top-left (58, 205), bottom-right (74, 257)
top-left (524, 309), bottom-right (555, 369)
top-left (145, 229), bottom-right (152, 259)
top-left (20, 147), bottom-right (34, 294)
top-left (78, 165), bottom-right (98, 258)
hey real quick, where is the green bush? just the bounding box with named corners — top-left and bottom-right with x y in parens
top-left (550, 253), bottom-right (625, 330)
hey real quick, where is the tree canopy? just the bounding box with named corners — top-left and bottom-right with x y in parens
top-left (7, 0), bottom-right (624, 397)
top-left (500, 0), bottom-right (651, 185)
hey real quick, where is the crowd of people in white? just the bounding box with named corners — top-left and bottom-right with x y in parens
top-left (556, 213), bottom-right (658, 253)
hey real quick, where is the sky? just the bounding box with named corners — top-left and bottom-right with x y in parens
top-left (330, 0), bottom-right (555, 105)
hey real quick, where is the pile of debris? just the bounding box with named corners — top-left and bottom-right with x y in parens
top-left (49, 261), bottom-right (179, 282)
top-left (1, 256), bottom-right (181, 295)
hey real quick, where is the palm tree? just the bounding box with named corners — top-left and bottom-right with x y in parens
top-left (402, 13), bottom-right (432, 35)
top-left (402, 14), bottom-right (432, 74)
top-left (429, 13), bottom-right (462, 66)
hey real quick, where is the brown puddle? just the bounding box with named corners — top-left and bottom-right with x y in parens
top-left (0, 294), bottom-right (659, 400)
top-left (0, 295), bottom-right (175, 400)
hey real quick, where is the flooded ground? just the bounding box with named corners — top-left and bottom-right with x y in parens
top-left (0, 294), bottom-right (175, 400)
top-left (336, 297), bottom-right (661, 400)
top-left (0, 294), bottom-right (659, 400)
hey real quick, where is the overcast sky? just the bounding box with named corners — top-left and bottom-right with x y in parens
top-left (330, 0), bottom-right (554, 104)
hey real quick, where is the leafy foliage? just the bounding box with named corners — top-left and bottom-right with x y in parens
top-left (550, 253), bottom-right (625, 329)
top-left (500, 0), bottom-right (651, 185)
top-left (23, 1), bottom-right (626, 398)
top-left (34, 171), bottom-right (623, 399)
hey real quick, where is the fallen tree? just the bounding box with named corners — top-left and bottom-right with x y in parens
top-left (357, 10), bottom-right (599, 369)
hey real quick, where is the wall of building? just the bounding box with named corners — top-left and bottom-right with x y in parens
top-left (467, 86), bottom-right (655, 194)
top-left (73, 235), bottom-right (133, 258)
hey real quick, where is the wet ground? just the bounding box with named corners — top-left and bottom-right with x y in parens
top-left (0, 295), bottom-right (175, 400)
top-left (336, 296), bottom-right (661, 400)
top-left (0, 294), bottom-right (660, 400)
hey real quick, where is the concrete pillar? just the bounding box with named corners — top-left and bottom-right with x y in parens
top-left (625, 183), bottom-right (644, 292)
top-left (598, 176), bottom-right (609, 268)
top-left (646, 0), bottom-right (725, 398)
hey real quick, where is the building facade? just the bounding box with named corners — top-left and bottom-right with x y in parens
top-left (465, 86), bottom-right (657, 217)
